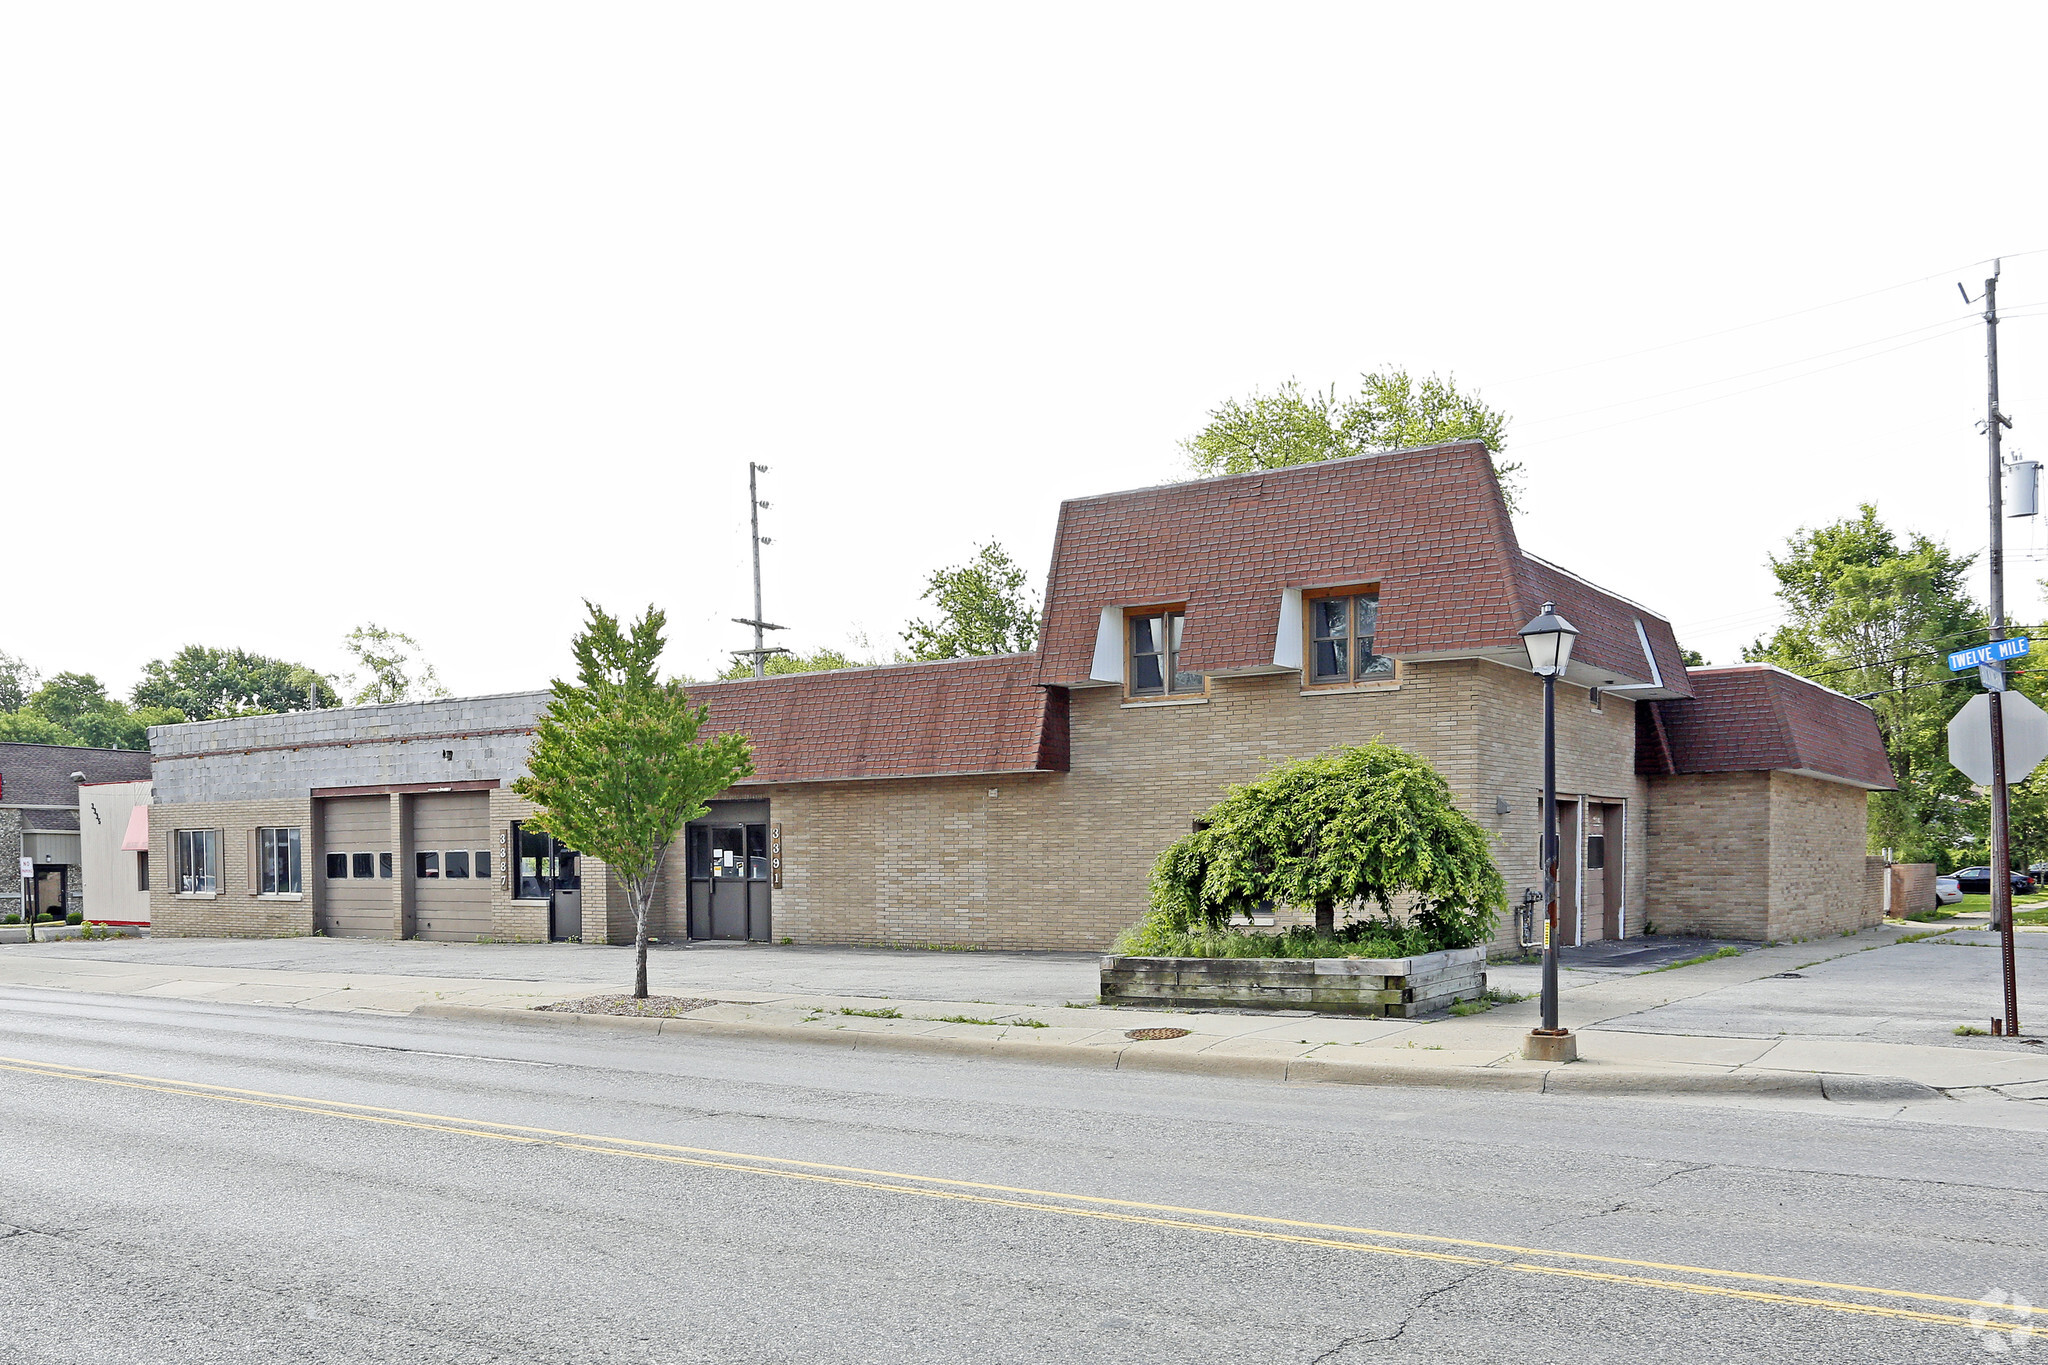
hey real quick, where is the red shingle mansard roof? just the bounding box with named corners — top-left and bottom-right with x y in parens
top-left (1034, 441), bottom-right (1692, 696)
top-left (691, 655), bottom-right (1068, 784)
top-left (1638, 665), bottom-right (1896, 790)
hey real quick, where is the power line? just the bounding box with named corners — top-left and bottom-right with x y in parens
top-left (1514, 319), bottom-right (1984, 450)
top-left (1492, 249), bottom-right (2047, 389)
top-left (1516, 311), bottom-right (1988, 430)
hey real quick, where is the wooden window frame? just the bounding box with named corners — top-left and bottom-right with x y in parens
top-left (1301, 585), bottom-right (1398, 690)
top-left (1124, 604), bottom-right (1203, 700)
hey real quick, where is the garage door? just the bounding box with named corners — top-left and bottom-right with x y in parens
top-left (318, 796), bottom-right (393, 938)
top-left (412, 792), bottom-right (492, 942)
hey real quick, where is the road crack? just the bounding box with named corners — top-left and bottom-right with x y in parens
top-left (1306, 1263), bottom-right (1487, 1360)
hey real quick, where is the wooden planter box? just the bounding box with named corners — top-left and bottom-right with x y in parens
top-left (1099, 946), bottom-right (1487, 1018)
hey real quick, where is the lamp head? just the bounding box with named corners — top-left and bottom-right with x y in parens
top-left (1519, 601), bottom-right (1580, 676)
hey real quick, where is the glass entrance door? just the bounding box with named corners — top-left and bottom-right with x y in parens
top-left (514, 822), bottom-right (582, 941)
top-left (686, 821), bottom-right (770, 941)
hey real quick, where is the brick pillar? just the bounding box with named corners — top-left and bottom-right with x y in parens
top-left (389, 793), bottom-right (415, 939)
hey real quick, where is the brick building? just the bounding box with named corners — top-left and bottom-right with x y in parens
top-left (0, 743), bottom-right (154, 923)
top-left (144, 442), bottom-right (1894, 948)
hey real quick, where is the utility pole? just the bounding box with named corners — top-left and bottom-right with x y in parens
top-left (1971, 259), bottom-right (2022, 1035)
top-left (730, 461), bottom-right (789, 677)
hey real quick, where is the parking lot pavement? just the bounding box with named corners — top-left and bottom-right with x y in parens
top-left (1588, 928), bottom-right (2048, 1049)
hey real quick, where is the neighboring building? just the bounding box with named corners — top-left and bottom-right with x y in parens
top-left (144, 442), bottom-right (1895, 949)
top-left (78, 778), bottom-right (153, 926)
top-left (0, 743), bottom-right (154, 923)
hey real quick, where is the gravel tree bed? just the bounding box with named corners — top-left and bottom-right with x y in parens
top-left (533, 994), bottom-right (722, 1018)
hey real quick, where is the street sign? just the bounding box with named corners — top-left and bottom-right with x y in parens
top-left (1948, 690), bottom-right (2048, 786)
top-left (1949, 637), bottom-right (2030, 671)
top-left (17, 857), bottom-right (29, 879)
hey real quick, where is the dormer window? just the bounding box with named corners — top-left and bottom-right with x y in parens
top-left (1128, 608), bottom-right (1200, 696)
top-left (1306, 589), bottom-right (1395, 686)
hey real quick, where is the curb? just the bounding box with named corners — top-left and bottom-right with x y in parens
top-left (409, 1002), bottom-right (1937, 1099)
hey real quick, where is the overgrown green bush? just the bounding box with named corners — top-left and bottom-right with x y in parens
top-left (1127, 742), bottom-right (1503, 958)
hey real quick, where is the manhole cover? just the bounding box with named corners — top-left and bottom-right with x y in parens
top-left (1125, 1027), bottom-right (1192, 1041)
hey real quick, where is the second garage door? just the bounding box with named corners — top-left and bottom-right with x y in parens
top-left (412, 792), bottom-right (493, 942)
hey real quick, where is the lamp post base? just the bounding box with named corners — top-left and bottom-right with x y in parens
top-left (1523, 1028), bottom-right (1578, 1063)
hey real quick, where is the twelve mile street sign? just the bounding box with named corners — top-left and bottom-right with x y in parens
top-left (1949, 637), bottom-right (2031, 671)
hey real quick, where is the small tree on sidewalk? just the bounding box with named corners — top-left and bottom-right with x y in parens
top-left (513, 603), bottom-right (754, 998)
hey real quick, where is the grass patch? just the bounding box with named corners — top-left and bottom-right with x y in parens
top-left (1448, 988), bottom-right (1531, 1016)
top-left (1648, 945), bottom-right (1746, 973)
top-left (1894, 928), bottom-right (1965, 945)
top-left (1955, 1024), bottom-right (1991, 1036)
top-left (838, 1006), bottom-right (902, 1019)
top-left (2018, 908), bottom-right (2048, 926)
top-left (934, 1014), bottom-right (1047, 1028)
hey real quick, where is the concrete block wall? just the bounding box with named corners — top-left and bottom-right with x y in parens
top-left (150, 797), bottom-right (317, 938)
top-left (151, 693), bottom-right (544, 805)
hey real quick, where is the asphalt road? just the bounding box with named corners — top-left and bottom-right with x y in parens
top-left (2, 987), bottom-right (2042, 1364)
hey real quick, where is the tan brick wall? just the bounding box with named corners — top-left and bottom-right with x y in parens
top-left (485, 789), bottom-right (615, 944)
top-left (747, 660), bottom-right (1646, 952)
top-left (1643, 770), bottom-right (1877, 941)
top-left (152, 791), bottom-right (617, 943)
top-left (1765, 772), bottom-right (1879, 940)
top-left (1643, 772), bottom-right (1770, 938)
top-left (150, 798), bottom-right (317, 938)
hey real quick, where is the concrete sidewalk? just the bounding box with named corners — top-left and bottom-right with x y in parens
top-left (3, 924), bottom-right (2045, 1103)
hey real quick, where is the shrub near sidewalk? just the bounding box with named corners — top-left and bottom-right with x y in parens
top-left (1119, 742), bottom-right (1504, 959)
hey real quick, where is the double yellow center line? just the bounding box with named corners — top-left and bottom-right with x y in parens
top-left (3, 1054), bottom-right (2035, 1338)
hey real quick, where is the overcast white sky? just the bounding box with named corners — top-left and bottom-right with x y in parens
top-left (3, 4), bottom-right (2045, 700)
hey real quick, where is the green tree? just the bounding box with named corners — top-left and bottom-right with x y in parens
top-left (133, 645), bottom-right (338, 720)
top-left (343, 624), bottom-right (448, 705)
top-left (901, 542), bottom-right (1040, 660)
top-left (0, 651), bottom-right (38, 713)
top-left (17, 673), bottom-right (182, 750)
top-left (1144, 742), bottom-right (1504, 945)
top-left (1679, 647), bottom-right (1708, 668)
top-left (715, 644), bottom-right (871, 682)
top-left (1742, 505), bottom-right (1983, 861)
top-left (512, 603), bottom-right (755, 998)
top-left (0, 711), bottom-right (78, 745)
top-left (1182, 367), bottom-right (1519, 508)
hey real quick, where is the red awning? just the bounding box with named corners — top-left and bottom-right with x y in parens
top-left (120, 805), bottom-right (150, 852)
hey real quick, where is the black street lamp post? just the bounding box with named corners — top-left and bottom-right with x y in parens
top-left (1519, 601), bottom-right (1580, 1062)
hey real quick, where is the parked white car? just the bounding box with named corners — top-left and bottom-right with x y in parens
top-left (1934, 875), bottom-right (1963, 907)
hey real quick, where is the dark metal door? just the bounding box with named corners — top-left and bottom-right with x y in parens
top-left (552, 888), bottom-right (582, 941)
top-left (688, 819), bottom-right (770, 941)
